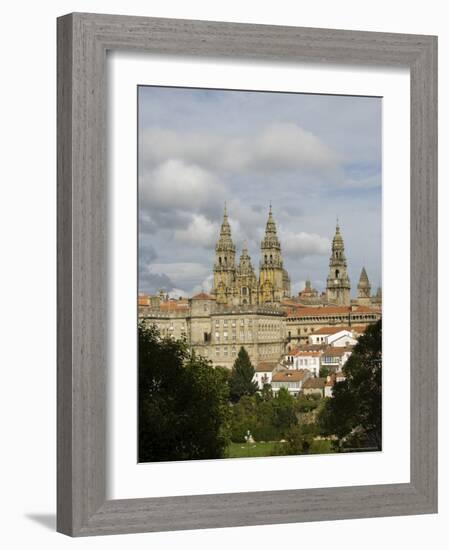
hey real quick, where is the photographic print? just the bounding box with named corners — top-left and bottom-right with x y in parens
top-left (138, 86), bottom-right (382, 463)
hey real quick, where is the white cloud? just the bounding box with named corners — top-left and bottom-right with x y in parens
top-left (190, 274), bottom-right (214, 296)
top-left (280, 229), bottom-right (330, 258)
top-left (148, 262), bottom-right (210, 281)
top-left (174, 214), bottom-right (220, 248)
top-left (291, 280), bottom-right (306, 295)
top-left (140, 159), bottom-right (225, 211)
top-left (140, 122), bottom-right (339, 174)
top-left (253, 123), bottom-right (338, 170)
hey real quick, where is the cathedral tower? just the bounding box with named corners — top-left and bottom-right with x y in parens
top-left (259, 205), bottom-right (291, 304)
top-left (356, 266), bottom-right (372, 306)
top-left (212, 205), bottom-right (236, 304)
top-left (236, 242), bottom-right (258, 305)
top-left (326, 221), bottom-right (351, 306)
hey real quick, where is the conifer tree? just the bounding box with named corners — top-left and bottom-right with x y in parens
top-left (229, 346), bottom-right (258, 402)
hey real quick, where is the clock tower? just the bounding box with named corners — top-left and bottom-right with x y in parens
top-left (326, 221), bottom-right (351, 306)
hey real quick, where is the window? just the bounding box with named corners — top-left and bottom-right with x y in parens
top-left (215, 348), bottom-right (220, 356)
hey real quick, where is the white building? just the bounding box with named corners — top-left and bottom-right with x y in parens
top-left (320, 347), bottom-right (352, 373)
top-left (290, 350), bottom-right (321, 377)
top-left (309, 326), bottom-right (357, 347)
top-left (253, 361), bottom-right (279, 389)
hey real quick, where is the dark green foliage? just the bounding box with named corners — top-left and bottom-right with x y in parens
top-left (273, 424), bottom-right (316, 456)
top-left (229, 395), bottom-right (257, 442)
top-left (229, 387), bottom-right (298, 443)
top-left (271, 387), bottom-right (298, 436)
top-left (318, 320), bottom-right (382, 450)
top-left (229, 347), bottom-right (258, 402)
top-left (296, 394), bottom-right (320, 413)
top-left (319, 365), bottom-right (331, 378)
top-left (138, 323), bottom-right (230, 462)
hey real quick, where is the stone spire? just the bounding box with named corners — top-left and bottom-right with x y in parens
top-left (212, 204), bottom-right (236, 304)
top-left (216, 202), bottom-right (235, 254)
top-left (357, 267), bottom-right (371, 296)
top-left (261, 203), bottom-right (281, 253)
top-left (326, 220), bottom-right (351, 305)
top-left (259, 205), bottom-right (290, 304)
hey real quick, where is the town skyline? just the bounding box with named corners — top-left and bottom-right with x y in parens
top-left (138, 86), bottom-right (382, 298)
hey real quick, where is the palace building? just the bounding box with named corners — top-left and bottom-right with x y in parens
top-left (138, 205), bottom-right (382, 368)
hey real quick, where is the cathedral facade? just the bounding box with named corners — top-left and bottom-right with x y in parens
top-left (212, 205), bottom-right (291, 306)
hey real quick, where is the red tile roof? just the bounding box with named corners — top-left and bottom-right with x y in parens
top-left (293, 350), bottom-right (322, 357)
top-left (191, 292), bottom-right (215, 301)
top-left (303, 378), bottom-right (326, 389)
top-left (272, 370), bottom-right (309, 382)
top-left (255, 362), bottom-right (278, 373)
top-left (322, 347), bottom-right (353, 357)
top-left (312, 326), bottom-right (352, 335)
top-left (287, 305), bottom-right (381, 318)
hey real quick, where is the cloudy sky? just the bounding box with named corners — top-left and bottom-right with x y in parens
top-left (138, 86), bottom-right (382, 298)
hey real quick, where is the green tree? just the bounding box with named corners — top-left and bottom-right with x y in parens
top-left (229, 346), bottom-right (258, 402)
top-left (229, 395), bottom-right (258, 442)
top-left (139, 323), bottom-right (230, 462)
top-left (274, 424), bottom-right (315, 455)
top-left (319, 365), bottom-right (331, 378)
top-left (272, 387), bottom-right (298, 437)
top-left (318, 320), bottom-right (382, 450)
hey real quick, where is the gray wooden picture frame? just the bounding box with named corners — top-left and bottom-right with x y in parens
top-left (57, 12), bottom-right (438, 537)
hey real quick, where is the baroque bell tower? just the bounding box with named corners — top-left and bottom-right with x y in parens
top-left (259, 205), bottom-right (290, 304)
top-left (212, 204), bottom-right (236, 304)
top-left (326, 220), bottom-right (351, 306)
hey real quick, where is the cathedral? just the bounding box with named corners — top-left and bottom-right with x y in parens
top-left (212, 205), bottom-right (291, 306)
top-left (211, 205), bottom-right (380, 309)
top-left (139, 205), bottom-right (381, 368)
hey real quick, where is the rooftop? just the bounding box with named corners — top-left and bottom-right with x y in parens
top-left (312, 326), bottom-right (352, 335)
top-left (303, 378), bottom-right (326, 389)
top-left (272, 370), bottom-right (309, 383)
top-left (255, 361), bottom-right (279, 373)
top-left (191, 292), bottom-right (215, 301)
top-left (322, 347), bottom-right (353, 357)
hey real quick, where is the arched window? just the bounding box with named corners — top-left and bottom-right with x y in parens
top-left (224, 256), bottom-right (227, 264)
top-left (219, 257), bottom-right (222, 265)
top-left (264, 254), bottom-right (267, 262)
top-left (270, 254), bottom-right (273, 262)
top-left (335, 269), bottom-right (340, 278)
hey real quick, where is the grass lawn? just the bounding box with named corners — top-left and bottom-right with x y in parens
top-left (227, 438), bottom-right (335, 458)
top-left (227, 441), bottom-right (278, 458)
